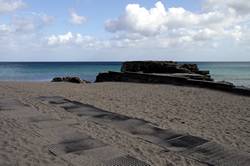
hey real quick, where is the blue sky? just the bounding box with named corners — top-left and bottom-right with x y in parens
top-left (15, 0), bottom-right (203, 36)
top-left (0, 0), bottom-right (250, 61)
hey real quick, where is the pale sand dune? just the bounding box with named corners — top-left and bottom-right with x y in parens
top-left (0, 81), bottom-right (249, 166)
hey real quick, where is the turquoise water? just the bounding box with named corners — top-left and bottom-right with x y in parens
top-left (0, 62), bottom-right (121, 82)
top-left (0, 62), bottom-right (249, 87)
top-left (195, 62), bottom-right (250, 87)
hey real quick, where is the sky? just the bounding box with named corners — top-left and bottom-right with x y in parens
top-left (0, 0), bottom-right (250, 61)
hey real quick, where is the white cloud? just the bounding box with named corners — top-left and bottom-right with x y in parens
top-left (47, 32), bottom-right (108, 48)
top-left (204, 0), bottom-right (250, 15)
top-left (11, 13), bottom-right (54, 32)
top-left (105, 1), bottom-right (238, 35)
top-left (2, 0), bottom-right (250, 61)
top-left (69, 10), bottom-right (86, 25)
top-left (48, 32), bottom-right (74, 45)
top-left (104, 1), bottom-right (250, 48)
top-left (0, 12), bottom-right (55, 53)
top-left (105, 2), bottom-right (167, 35)
top-left (0, 13), bottom-right (54, 39)
top-left (42, 1), bottom-right (250, 52)
top-left (0, 0), bottom-right (25, 13)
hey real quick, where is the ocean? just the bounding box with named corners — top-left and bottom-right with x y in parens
top-left (0, 62), bottom-right (249, 87)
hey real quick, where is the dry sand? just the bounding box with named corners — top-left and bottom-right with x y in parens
top-left (0, 81), bottom-right (249, 166)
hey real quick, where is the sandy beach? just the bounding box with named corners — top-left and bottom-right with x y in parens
top-left (2, 0), bottom-right (250, 165)
top-left (0, 81), bottom-right (250, 166)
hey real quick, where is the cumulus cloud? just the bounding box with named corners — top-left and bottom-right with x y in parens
top-left (47, 32), bottom-right (109, 48)
top-left (0, 0), bottom-right (25, 13)
top-left (42, 1), bottom-right (250, 51)
top-left (105, 2), bottom-right (167, 35)
top-left (104, 0), bottom-right (250, 48)
top-left (105, 1), bottom-right (236, 35)
top-left (69, 10), bottom-right (86, 25)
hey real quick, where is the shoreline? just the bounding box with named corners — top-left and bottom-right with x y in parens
top-left (2, 79), bottom-right (250, 94)
top-left (0, 61), bottom-right (250, 88)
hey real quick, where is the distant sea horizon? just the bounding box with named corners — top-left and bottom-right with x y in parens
top-left (0, 61), bottom-right (250, 87)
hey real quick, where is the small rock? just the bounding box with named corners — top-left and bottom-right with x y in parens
top-left (63, 77), bottom-right (82, 83)
top-left (52, 77), bottom-right (63, 82)
top-left (51, 77), bottom-right (90, 84)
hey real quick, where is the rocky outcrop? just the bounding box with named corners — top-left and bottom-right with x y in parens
top-left (52, 77), bottom-right (91, 84)
top-left (95, 61), bottom-right (250, 96)
top-left (121, 61), bottom-right (210, 75)
top-left (120, 61), bottom-right (212, 81)
top-left (96, 71), bottom-right (219, 86)
top-left (96, 71), bottom-right (250, 96)
top-left (97, 61), bottom-right (214, 83)
top-left (96, 71), bottom-right (189, 84)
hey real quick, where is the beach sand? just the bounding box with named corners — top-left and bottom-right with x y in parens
top-left (0, 81), bottom-right (249, 166)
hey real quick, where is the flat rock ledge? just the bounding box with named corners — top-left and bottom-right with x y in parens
top-left (121, 61), bottom-right (211, 80)
top-left (96, 61), bottom-right (250, 96)
top-left (120, 61), bottom-right (213, 81)
top-left (52, 77), bottom-right (91, 84)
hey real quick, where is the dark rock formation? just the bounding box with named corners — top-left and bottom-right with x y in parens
top-left (121, 61), bottom-right (185, 73)
top-left (169, 73), bottom-right (213, 81)
top-left (52, 77), bottom-right (90, 84)
top-left (52, 77), bottom-right (63, 82)
top-left (197, 70), bottom-right (210, 75)
top-left (120, 61), bottom-right (212, 81)
top-left (96, 71), bottom-right (189, 84)
top-left (96, 71), bottom-right (216, 86)
top-left (121, 61), bottom-right (210, 76)
top-left (97, 61), bottom-right (214, 83)
top-left (63, 77), bottom-right (82, 83)
top-left (232, 86), bottom-right (250, 96)
top-left (95, 61), bottom-right (250, 96)
top-left (96, 71), bottom-right (250, 96)
top-left (180, 64), bottom-right (199, 73)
